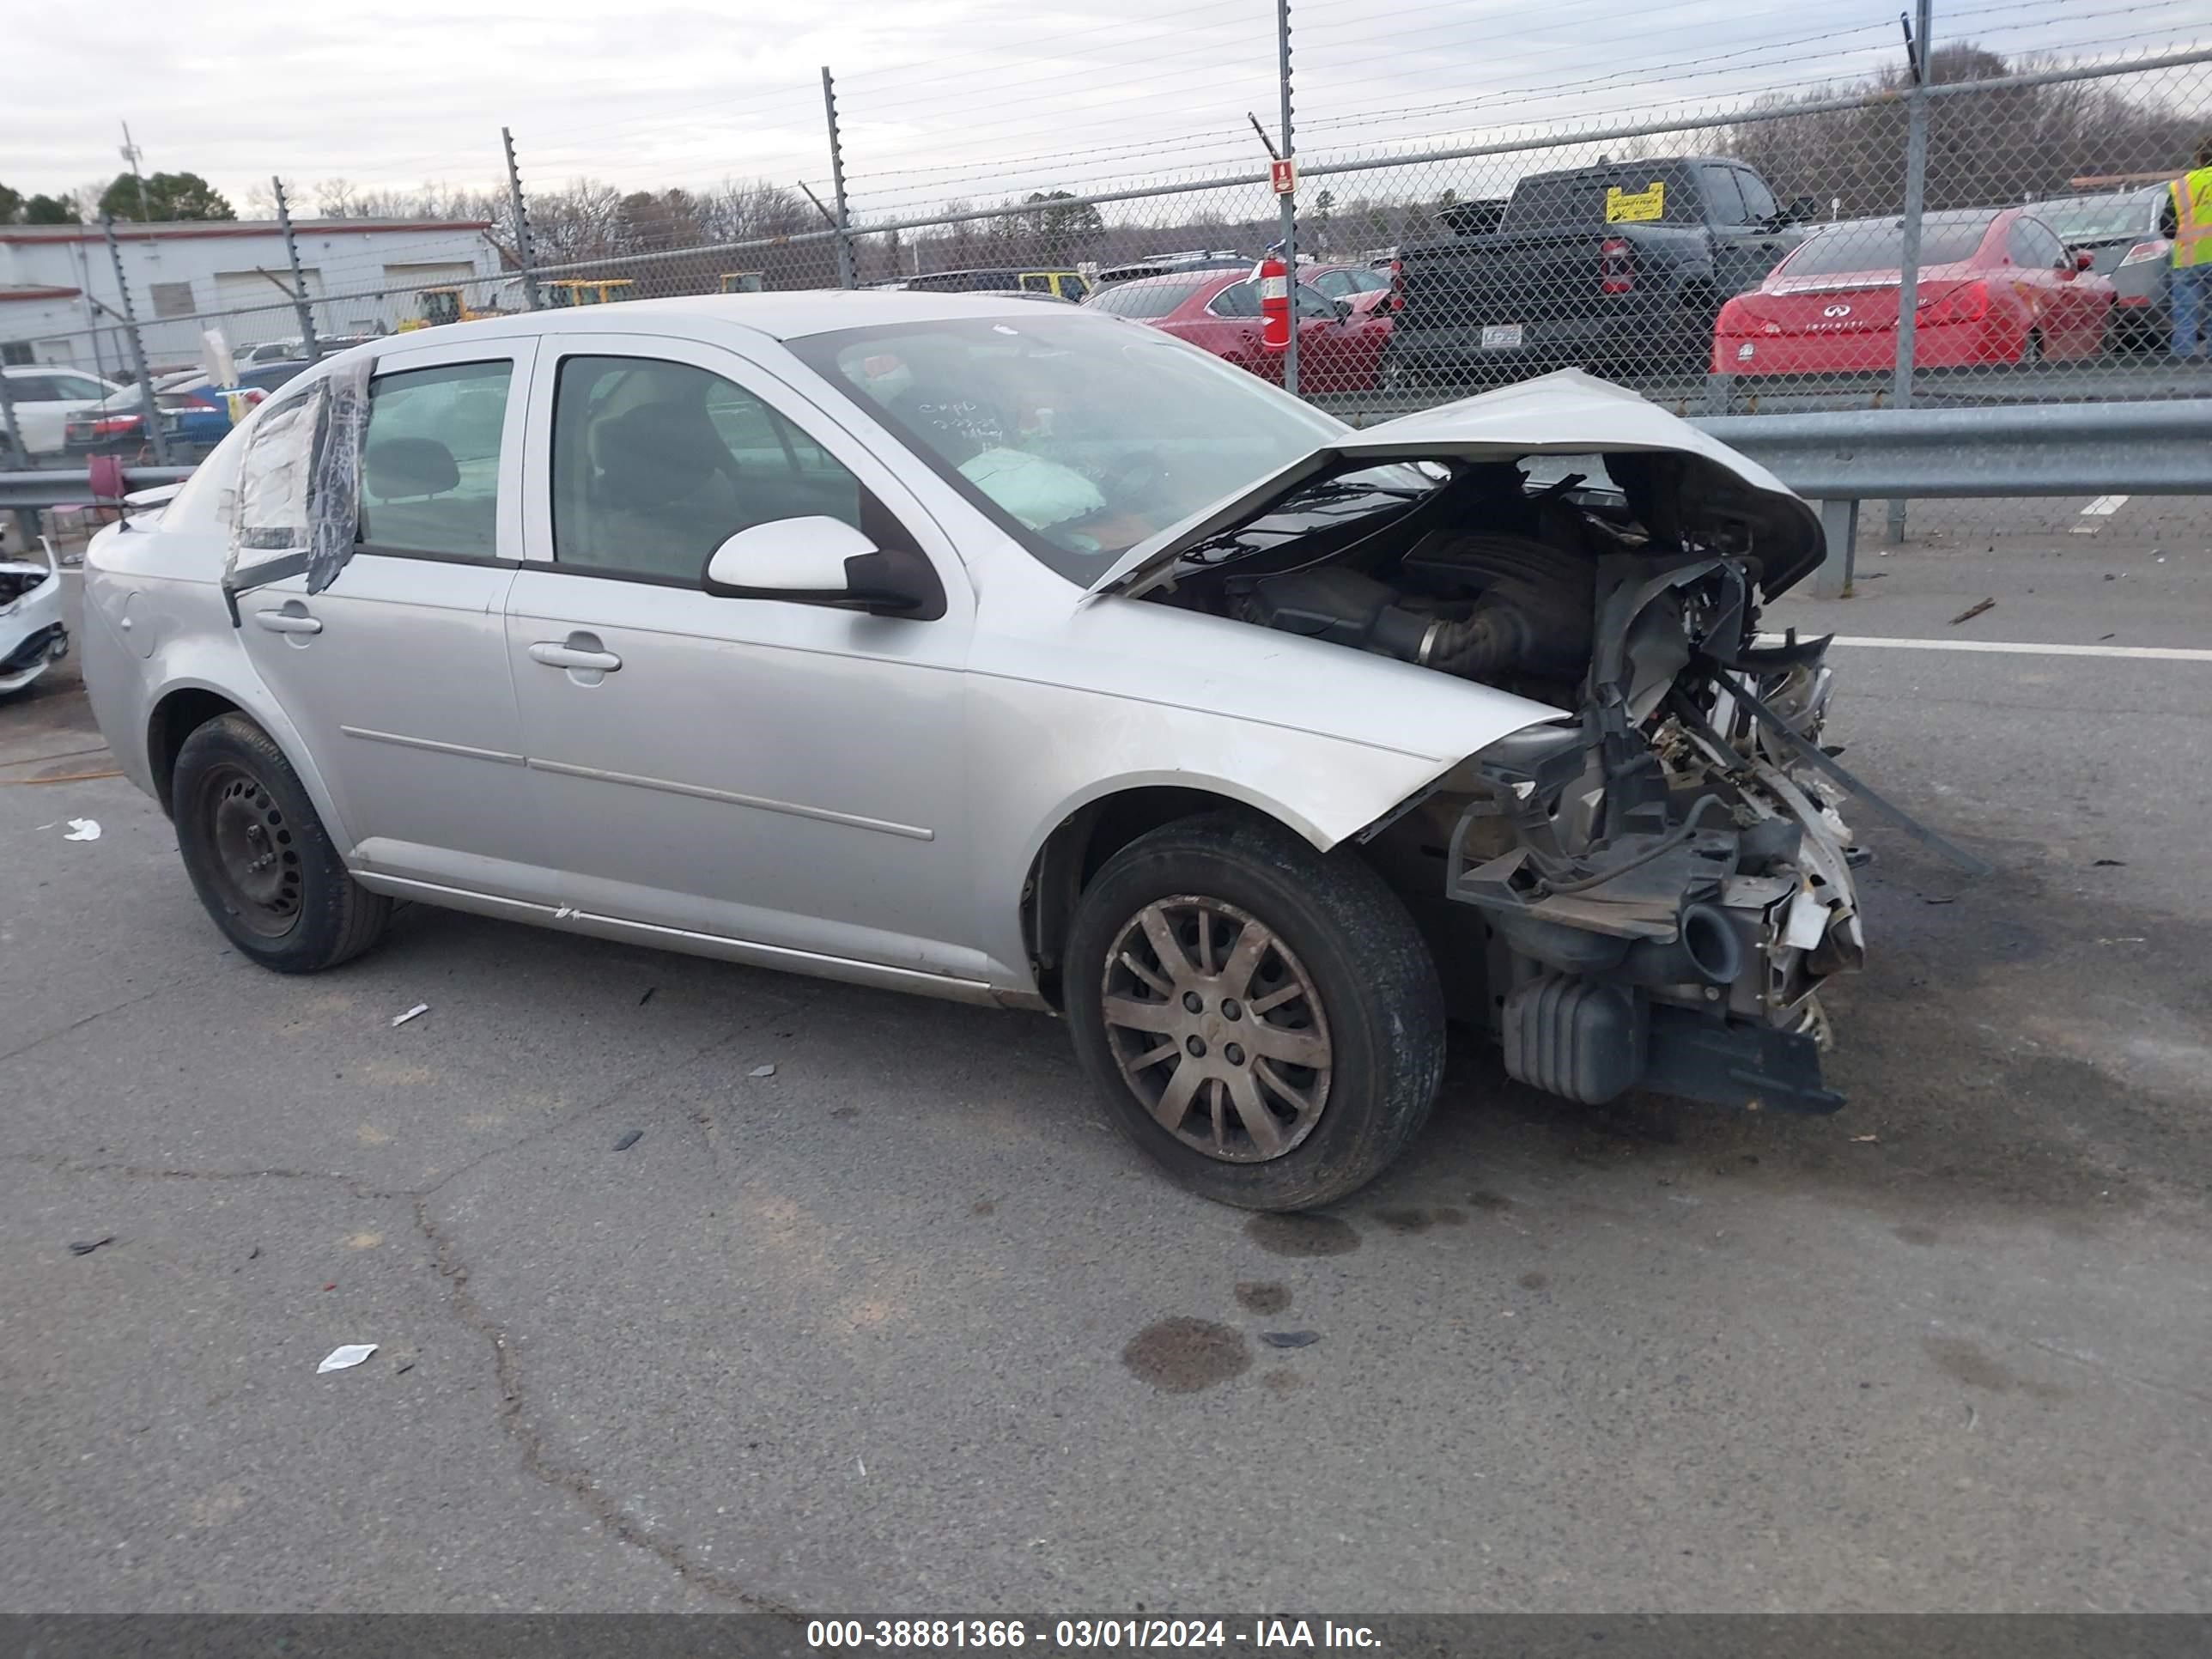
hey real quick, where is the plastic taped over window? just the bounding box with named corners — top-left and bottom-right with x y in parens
top-left (305, 357), bottom-right (371, 593)
top-left (222, 356), bottom-right (372, 608)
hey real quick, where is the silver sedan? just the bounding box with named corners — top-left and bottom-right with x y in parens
top-left (80, 293), bottom-right (1863, 1210)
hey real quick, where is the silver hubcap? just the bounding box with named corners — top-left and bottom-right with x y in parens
top-left (1099, 896), bottom-right (1333, 1164)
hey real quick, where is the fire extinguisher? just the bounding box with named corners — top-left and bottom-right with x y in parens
top-left (1255, 244), bottom-right (1291, 355)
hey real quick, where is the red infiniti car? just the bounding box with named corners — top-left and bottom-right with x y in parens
top-left (1085, 269), bottom-right (1394, 392)
top-left (1715, 205), bottom-right (2115, 378)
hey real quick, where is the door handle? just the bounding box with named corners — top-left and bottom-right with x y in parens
top-left (253, 608), bottom-right (322, 635)
top-left (529, 639), bottom-right (622, 672)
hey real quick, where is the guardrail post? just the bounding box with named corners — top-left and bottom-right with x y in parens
top-left (1886, 0), bottom-right (1934, 545)
top-left (1812, 498), bottom-right (1858, 599)
top-left (821, 68), bottom-right (856, 290)
top-left (100, 213), bottom-right (169, 467)
top-left (271, 178), bottom-right (323, 363)
top-left (503, 127), bottom-right (544, 312)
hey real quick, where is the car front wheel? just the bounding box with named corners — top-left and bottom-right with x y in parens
top-left (172, 713), bottom-right (391, 972)
top-left (1065, 812), bottom-right (1445, 1211)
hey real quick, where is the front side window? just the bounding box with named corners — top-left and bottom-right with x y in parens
top-left (1735, 170), bottom-right (1779, 224)
top-left (1295, 284), bottom-right (1336, 319)
top-left (358, 361), bottom-right (512, 558)
top-left (550, 355), bottom-right (863, 583)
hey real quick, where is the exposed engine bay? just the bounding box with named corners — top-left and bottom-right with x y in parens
top-left (0, 538), bottom-right (70, 694)
top-left (1146, 451), bottom-right (1873, 1114)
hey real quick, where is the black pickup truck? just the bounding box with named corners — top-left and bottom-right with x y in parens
top-left (1384, 156), bottom-right (1815, 389)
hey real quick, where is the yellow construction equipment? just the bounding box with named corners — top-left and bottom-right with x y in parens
top-left (543, 278), bottom-right (635, 308)
top-left (396, 286), bottom-right (500, 331)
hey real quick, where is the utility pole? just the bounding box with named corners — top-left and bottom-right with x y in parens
top-left (271, 178), bottom-right (323, 362)
top-left (118, 119), bottom-right (152, 221)
top-left (1887, 0), bottom-right (1934, 545)
top-left (1276, 0), bottom-right (1299, 398)
top-left (822, 67), bottom-right (856, 290)
top-left (101, 213), bottom-right (168, 465)
top-left (502, 127), bottom-right (543, 311)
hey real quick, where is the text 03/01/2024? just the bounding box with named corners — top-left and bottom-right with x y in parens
top-left (805, 1619), bottom-right (1382, 1649)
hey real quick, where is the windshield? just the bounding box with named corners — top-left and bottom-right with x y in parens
top-left (788, 313), bottom-right (1350, 583)
top-left (1783, 214), bottom-right (1992, 276)
top-left (2036, 192), bottom-right (2158, 240)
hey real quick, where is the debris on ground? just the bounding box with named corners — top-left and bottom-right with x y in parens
top-left (2093, 859), bottom-right (2126, 868)
top-left (750, 1064), bottom-right (777, 1079)
top-left (638, 987), bottom-right (656, 1006)
top-left (1948, 598), bottom-right (1996, 627)
top-left (316, 1344), bottom-right (378, 1374)
top-left (391, 1003), bottom-right (429, 1028)
top-left (62, 818), bottom-right (101, 842)
top-left (1260, 1330), bottom-right (1320, 1348)
top-left (66, 1235), bottom-right (115, 1256)
top-left (612, 1130), bottom-right (643, 1152)
top-left (1850, 1134), bottom-right (1880, 1143)
top-left (394, 1361), bottom-right (416, 1376)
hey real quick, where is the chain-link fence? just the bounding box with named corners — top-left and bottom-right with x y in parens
top-left (4, 21), bottom-right (2209, 471)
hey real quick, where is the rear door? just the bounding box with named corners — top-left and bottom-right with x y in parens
top-left (230, 336), bottom-right (549, 896)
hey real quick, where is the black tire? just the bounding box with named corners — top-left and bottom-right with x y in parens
top-left (1065, 811), bottom-right (1445, 1211)
top-left (172, 712), bottom-right (391, 972)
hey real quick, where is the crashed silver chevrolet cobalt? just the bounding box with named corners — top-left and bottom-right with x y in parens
top-left (81, 294), bottom-right (1868, 1210)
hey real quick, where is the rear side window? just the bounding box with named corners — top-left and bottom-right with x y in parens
top-left (1207, 282), bottom-right (1261, 318)
top-left (1702, 167), bottom-right (1748, 225)
top-left (1735, 169), bottom-right (1778, 223)
top-left (550, 355), bottom-right (862, 583)
top-left (1089, 280), bottom-right (1206, 318)
top-left (358, 361), bottom-right (512, 558)
top-left (2008, 217), bottom-right (2066, 269)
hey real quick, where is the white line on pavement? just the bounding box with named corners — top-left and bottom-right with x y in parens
top-left (2069, 494), bottom-right (2130, 533)
top-left (1823, 635), bottom-right (2212, 662)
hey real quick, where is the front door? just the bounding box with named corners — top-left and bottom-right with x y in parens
top-left (230, 337), bottom-right (549, 897)
top-left (502, 333), bottom-right (986, 981)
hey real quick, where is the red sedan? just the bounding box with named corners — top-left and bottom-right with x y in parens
top-left (1715, 206), bottom-right (2115, 378)
top-left (1085, 269), bottom-right (1394, 392)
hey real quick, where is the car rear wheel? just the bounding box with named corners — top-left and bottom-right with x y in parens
top-left (1065, 811), bottom-right (1445, 1211)
top-left (173, 713), bottom-right (391, 973)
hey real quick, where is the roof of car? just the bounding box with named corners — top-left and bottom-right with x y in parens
top-left (383, 289), bottom-right (1110, 349)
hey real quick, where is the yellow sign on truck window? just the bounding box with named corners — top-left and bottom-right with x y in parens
top-left (1605, 182), bottom-right (1665, 223)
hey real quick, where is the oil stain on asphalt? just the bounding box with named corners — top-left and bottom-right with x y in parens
top-left (1235, 1280), bottom-right (1291, 1315)
top-left (1122, 1317), bottom-right (1251, 1393)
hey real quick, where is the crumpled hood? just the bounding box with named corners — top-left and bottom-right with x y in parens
top-left (1087, 368), bottom-right (1826, 602)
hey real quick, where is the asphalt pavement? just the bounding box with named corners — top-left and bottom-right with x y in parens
top-left (3, 503), bottom-right (2210, 1614)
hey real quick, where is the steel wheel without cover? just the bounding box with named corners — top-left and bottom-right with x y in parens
top-left (1100, 895), bottom-right (1333, 1163)
top-left (199, 762), bottom-right (303, 939)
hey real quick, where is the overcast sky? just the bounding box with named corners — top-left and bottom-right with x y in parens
top-left (4, 0), bottom-right (2202, 222)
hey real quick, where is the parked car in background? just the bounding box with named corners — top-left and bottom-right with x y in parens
top-left (1306, 262), bottom-right (1397, 316)
top-left (240, 335), bottom-right (380, 367)
top-left (1085, 269), bottom-right (1393, 392)
top-left (79, 295), bottom-right (1863, 1211)
top-left (1714, 206), bottom-right (2116, 380)
top-left (2032, 186), bottom-right (2173, 348)
top-left (1387, 156), bottom-right (1812, 388)
top-left (1, 363), bottom-right (125, 459)
top-left (877, 268), bottom-right (1091, 302)
top-left (66, 361), bottom-right (313, 458)
top-left (1097, 251), bottom-right (1249, 284)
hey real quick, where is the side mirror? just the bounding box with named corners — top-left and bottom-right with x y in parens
top-left (703, 515), bottom-right (941, 618)
top-left (1333, 295), bottom-right (1355, 320)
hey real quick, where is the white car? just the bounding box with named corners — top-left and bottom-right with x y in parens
top-left (78, 295), bottom-right (1865, 1210)
top-left (2, 363), bottom-right (126, 459)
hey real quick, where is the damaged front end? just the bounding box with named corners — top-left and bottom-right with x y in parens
top-left (1102, 371), bottom-right (1959, 1117)
top-left (1449, 572), bottom-right (1863, 1114)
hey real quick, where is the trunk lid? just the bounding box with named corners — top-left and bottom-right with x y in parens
top-left (1084, 369), bottom-right (1824, 603)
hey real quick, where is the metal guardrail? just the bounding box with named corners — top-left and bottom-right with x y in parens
top-left (1692, 398), bottom-right (2212, 596)
top-left (0, 465), bottom-right (194, 513)
top-left (8, 398), bottom-right (2209, 600)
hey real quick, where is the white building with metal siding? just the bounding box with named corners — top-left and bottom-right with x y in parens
top-left (0, 218), bottom-right (500, 372)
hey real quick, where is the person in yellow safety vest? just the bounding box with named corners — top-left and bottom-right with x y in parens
top-left (2166, 137), bottom-right (2212, 360)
